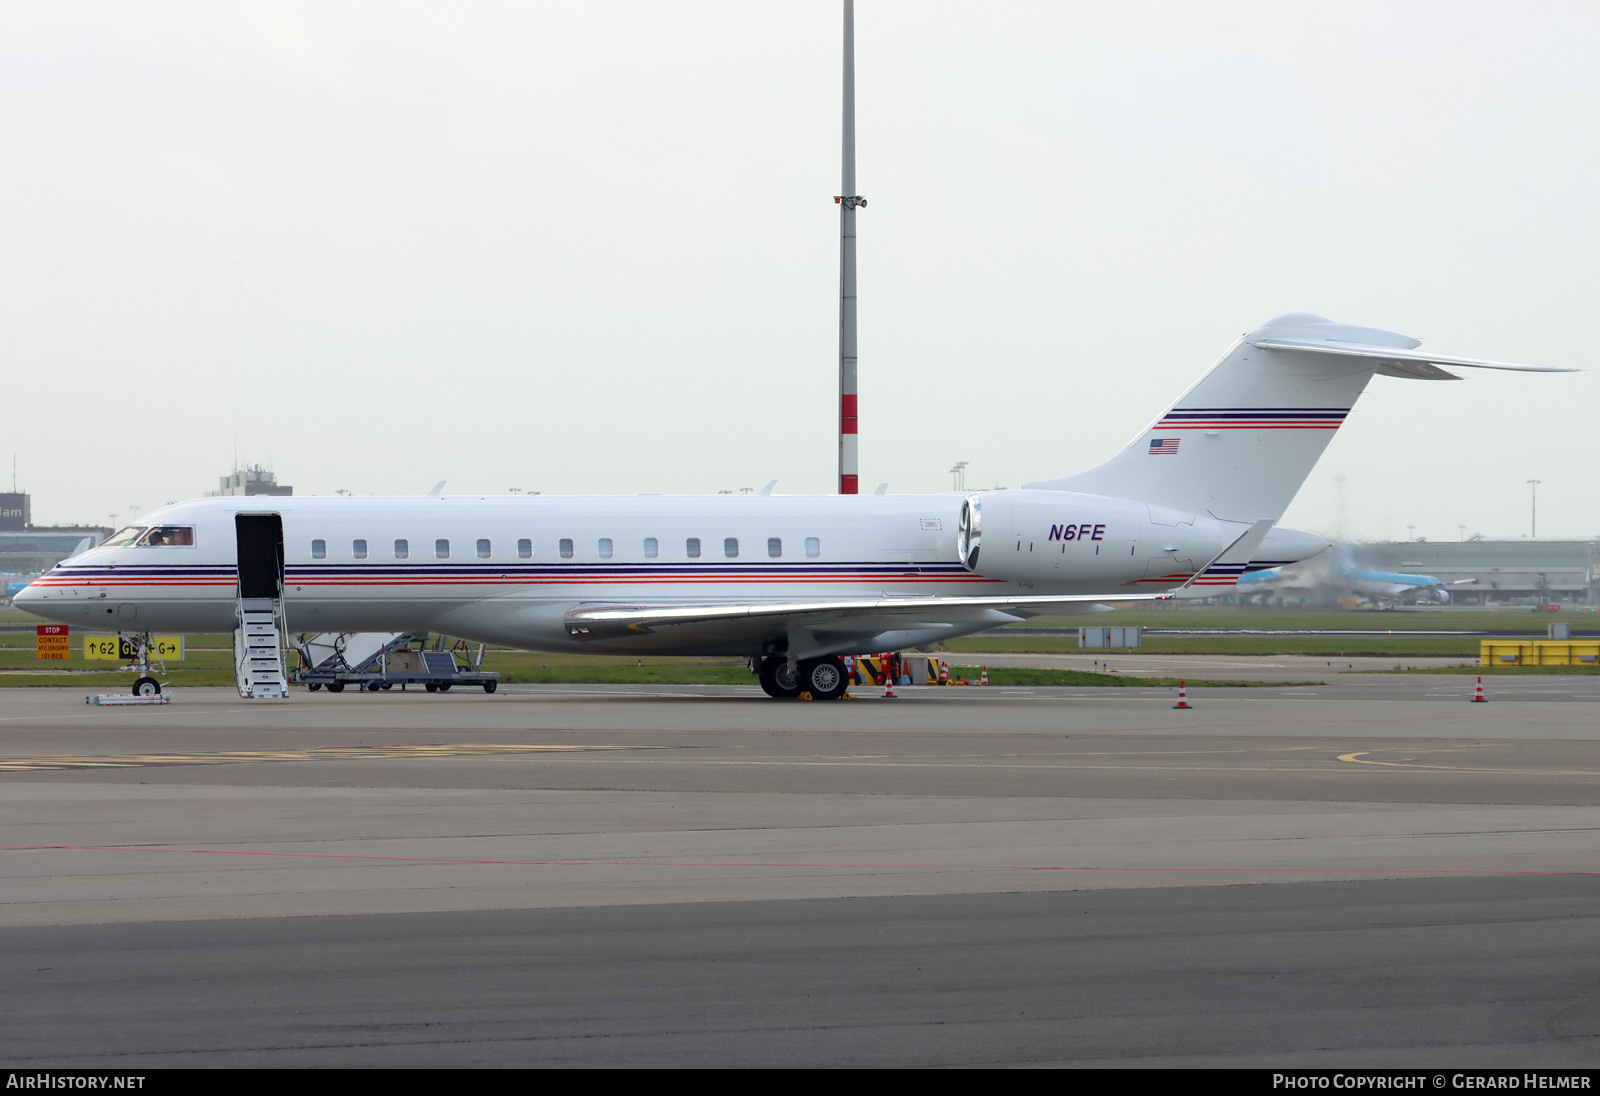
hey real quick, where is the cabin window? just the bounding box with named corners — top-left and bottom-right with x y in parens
top-left (598, 538), bottom-right (613, 559)
top-left (101, 526), bottom-right (147, 548)
top-left (435, 539), bottom-right (450, 559)
top-left (310, 539), bottom-right (326, 559)
top-left (768, 537), bottom-right (782, 558)
top-left (476, 538), bottom-right (491, 559)
top-left (559, 538), bottom-right (574, 559)
top-left (136, 526), bottom-right (194, 547)
top-left (394, 539), bottom-right (409, 559)
top-left (517, 538), bottom-right (532, 559)
top-left (643, 537), bottom-right (658, 559)
top-left (686, 537), bottom-right (701, 558)
top-left (724, 537), bottom-right (739, 558)
top-left (806, 537), bottom-right (820, 558)
top-left (353, 539), bottom-right (367, 560)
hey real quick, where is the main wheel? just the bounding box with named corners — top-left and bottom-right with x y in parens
top-left (757, 657), bottom-right (801, 699)
top-left (799, 657), bottom-right (849, 701)
top-left (482, 680), bottom-right (497, 694)
top-left (425, 682), bottom-right (439, 693)
top-left (132, 676), bottom-right (160, 697)
top-left (327, 682), bottom-right (345, 693)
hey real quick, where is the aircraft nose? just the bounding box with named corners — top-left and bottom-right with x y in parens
top-left (10, 580), bottom-right (43, 615)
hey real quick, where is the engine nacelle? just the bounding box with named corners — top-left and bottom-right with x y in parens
top-left (957, 489), bottom-right (1234, 589)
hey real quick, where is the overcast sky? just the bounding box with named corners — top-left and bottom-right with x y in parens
top-left (3, 1), bottom-right (1595, 542)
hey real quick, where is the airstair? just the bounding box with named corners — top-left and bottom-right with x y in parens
top-left (235, 597), bottom-right (289, 699)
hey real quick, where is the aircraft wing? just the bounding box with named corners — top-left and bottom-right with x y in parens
top-left (565, 589), bottom-right (1163, 640)
top-left (565, 521), bottom-right (1274, 651)
top-left (561, 590), bottom-right (1172, 658)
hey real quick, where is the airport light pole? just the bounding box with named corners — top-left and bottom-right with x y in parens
top-left (836, 0), bottom-right (865, 495)
top-left (1527, 479), bottom-right (1540, 538)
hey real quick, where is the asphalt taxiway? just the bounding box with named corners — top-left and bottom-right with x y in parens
top-left (1, 679), bottom-right (1597, 1066)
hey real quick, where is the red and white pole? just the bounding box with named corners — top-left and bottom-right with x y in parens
top-left (836, 0), bottom-right (863, 495)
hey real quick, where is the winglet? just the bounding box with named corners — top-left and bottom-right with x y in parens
top-left (1168, 519), bottom-right (1274, 596)
top-left (426, 481), bottom-right (446, 497)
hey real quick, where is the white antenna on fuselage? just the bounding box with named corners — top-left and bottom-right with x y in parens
top-left (835, 0), bottom-right (865, 495)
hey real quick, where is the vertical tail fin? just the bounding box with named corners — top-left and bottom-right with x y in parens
top-left (1024, 313), bottom-right (1567, 524)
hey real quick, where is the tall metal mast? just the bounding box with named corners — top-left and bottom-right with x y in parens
top-left (836, 0), bottom-right (865, 494)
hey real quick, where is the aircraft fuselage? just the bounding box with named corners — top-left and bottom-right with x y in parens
top-left (15, 492), bottom-right (1295, 657)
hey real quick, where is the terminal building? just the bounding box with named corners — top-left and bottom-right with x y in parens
top-left (1351, 539), bottom-right (1600, 606)
top-left (0, 492), bottom-right (110, 581)
top-left (206, 465), bottom-right (292, 497)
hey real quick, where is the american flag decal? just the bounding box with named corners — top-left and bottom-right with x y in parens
top-left (1148, 438), bottom-right (1180, 456)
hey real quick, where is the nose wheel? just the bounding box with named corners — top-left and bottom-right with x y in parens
top-left (123, 632), bottom-right (167, 697)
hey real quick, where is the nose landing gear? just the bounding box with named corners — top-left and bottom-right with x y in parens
top-left (123, 632), bottom-right (167, 697)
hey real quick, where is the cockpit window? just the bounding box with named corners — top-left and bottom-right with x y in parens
top-left (101, 526), bottom-right (147, 548)
top-left (135, 526), bottom-right (195, 547)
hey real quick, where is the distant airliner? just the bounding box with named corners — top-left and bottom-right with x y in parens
top-left (4, 575), bottom-right (40, 601)
top-left (1236, 553), bottom-right (1476, 607)
top-left (14, 314), bottom-right (1570, 699)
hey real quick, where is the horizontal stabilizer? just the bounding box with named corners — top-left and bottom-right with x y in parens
top-left (1252, 337), bottom-right (1576, 379)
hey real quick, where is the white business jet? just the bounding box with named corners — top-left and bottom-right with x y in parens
top-left (15, 314), bottom-right (1568, 699)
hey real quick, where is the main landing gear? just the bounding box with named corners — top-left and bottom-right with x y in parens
top-left (757, 656), bottom-right (849, 701)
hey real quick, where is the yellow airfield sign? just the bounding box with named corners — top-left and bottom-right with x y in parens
top-left (83, 635), bottom-right (185, 661)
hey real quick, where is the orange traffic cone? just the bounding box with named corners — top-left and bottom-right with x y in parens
top-left (938, 660), bottom-right (949, 686)
top-left (884, 678), bottom-right (898, 699)
top-left (1173, 680), bottom-right (1192, 710)
top-left (979, 666), bottom-right (989, 686)
top-left (1472, 676), bottom-right (1487, 703)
